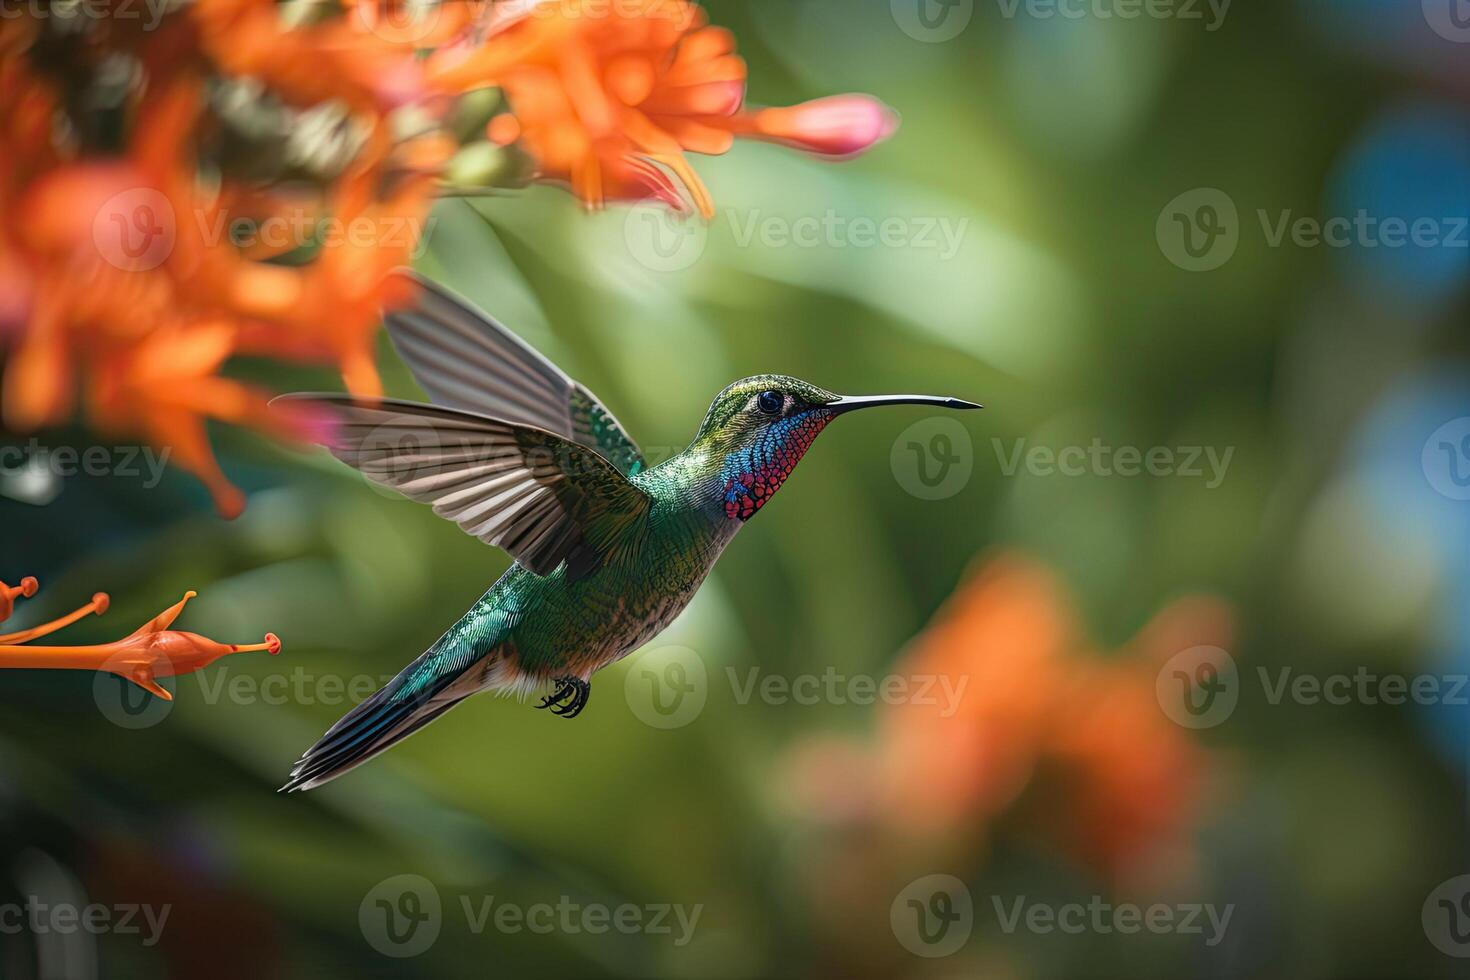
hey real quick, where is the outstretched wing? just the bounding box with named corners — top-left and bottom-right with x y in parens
top-left (383, 269), bottom-right (647, 479)
top-left (278, 395), bottom-right (650, 580)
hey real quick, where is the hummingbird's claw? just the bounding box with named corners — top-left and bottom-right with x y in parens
top-left (538, 676), bottom-right (590, 718)
top-left (537, 679), bottom-right (575, 710)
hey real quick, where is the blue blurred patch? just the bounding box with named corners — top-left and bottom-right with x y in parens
top-left (1350, 372), bottom-right (1470, 766)
top-left (1328, 103), bottom-right (1470, 306)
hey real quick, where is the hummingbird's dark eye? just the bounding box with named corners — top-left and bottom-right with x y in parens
top-left (757, 390), bottom-right (784, 415)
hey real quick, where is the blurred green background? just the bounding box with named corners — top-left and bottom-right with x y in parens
top-left (2, 0), bottom-right (1468, 977)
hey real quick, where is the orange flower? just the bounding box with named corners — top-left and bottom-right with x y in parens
top-left (0, 7), bottom-right (445, 512)
top-left (876, 553), bottom-right (1231, 884)
top-left (89, 320), bottom-right (331, 517)
top-left (878, 554), bottom-right (1074, 841)
top-left (1035, 596), bottom-right (1232, 881)
top-left (0, 582), bottom-right (280, 702)
top-left (428, 0), bottom-right (897, 216)
top-left (1, 0), bottom-right (899, 514)
top-left (0, 576), bottom-right (39, 624)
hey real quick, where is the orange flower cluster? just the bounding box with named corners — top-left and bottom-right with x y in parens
top-left (876, 553), bottom-right (1232, 883)
top-left (779, 553), bottom-right (1231, 895)
top-left (0, 3), bottom-right (458, 515)
top-left (0, 0), bottom-right (895, 515)
top-left (0, 577), bottom-right (279, 701)
top-left (429, 0), bottom-right (897, 216)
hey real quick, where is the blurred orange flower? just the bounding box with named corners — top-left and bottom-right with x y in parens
top-left (874, 553), bottom-right (1232, 884)
top-left (0, 0), bottom-right (896, 514)
top-left (0, 5), bottom-right (451, 514)
top-left (428, 0), bottom-right (897, 215)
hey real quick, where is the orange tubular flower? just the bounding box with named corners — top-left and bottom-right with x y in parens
top-left (0, 582), bottom-right (280, 702)
top-left (428, 0), bottom-right (898, 216)
top-left (0, 577), bottom-right (39, 624)
top-left (0, 6), bottom-right (447, 513)
top-left (0, 589), bottom-right (109, 644)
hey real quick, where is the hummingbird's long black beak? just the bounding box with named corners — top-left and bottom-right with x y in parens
top-left (827, 394), bottom-right (983, 414)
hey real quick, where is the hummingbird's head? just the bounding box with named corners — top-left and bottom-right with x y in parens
top-left (693, 375), bottom-right (980, 521)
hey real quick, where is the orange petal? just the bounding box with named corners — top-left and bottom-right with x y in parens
top-left (656, 116), bottom-right (736, 155)
top-left (0, 592), bottom-right (110, 644)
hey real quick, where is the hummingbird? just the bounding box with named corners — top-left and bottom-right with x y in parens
top-left (278, 272), bottom-right (979, 790)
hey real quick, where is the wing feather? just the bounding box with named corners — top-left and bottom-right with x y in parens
top-left (279, 394), bottom-right (650, 579)
top-left (384, 271), bottom-right (647, 477)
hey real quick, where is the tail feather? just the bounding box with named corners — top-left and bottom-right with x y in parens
top-left (281, 634), bottom-right (485, 792)
top-left (283, 697), bottom-right (463, 792)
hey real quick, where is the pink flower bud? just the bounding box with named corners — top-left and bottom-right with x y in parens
top-left (745, 94), bottom-right (899, 158)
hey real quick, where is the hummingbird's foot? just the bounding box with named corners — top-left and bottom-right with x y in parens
top-left (555, 678), bottom-right (590, 718)
top-left (536, 676), bottom-right (590, 718)
top-left (537, 678), bottom-right (575, 710)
